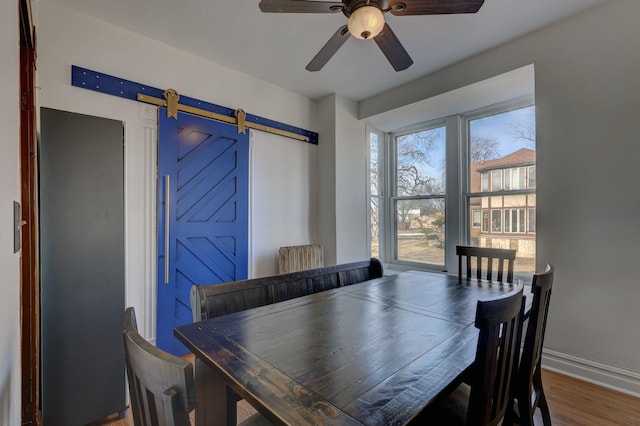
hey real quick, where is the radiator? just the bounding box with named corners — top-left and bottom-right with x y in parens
top-left (278, 244), bottom-right (324, 274)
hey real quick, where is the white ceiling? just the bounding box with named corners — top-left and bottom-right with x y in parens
top-left (42, 0), bottom-right (608, 102)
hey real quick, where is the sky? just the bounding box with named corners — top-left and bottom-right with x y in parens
top-left (373, 104), bottom-right (536, 194)
top-left (470, 105), bottom-right (536, 156)
top-left (393, 105), bottom-right (535, 191)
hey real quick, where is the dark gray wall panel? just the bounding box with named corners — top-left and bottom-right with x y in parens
top-left (40, 108), bottom-right (126, 425)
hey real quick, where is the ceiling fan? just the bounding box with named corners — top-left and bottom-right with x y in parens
top-left (258, 0), bottom-right (485, 72)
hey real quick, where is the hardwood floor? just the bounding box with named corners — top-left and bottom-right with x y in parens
top-left (102, 369), bottom-right (640, 425)
top-left (541, 369), bottom-right (640, 425)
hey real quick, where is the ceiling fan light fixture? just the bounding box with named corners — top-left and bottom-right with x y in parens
top-left (347, 5), bottom-right (384, 39)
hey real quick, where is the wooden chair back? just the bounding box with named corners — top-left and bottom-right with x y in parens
top-left (512, 264), bottom-right (554, 425)
top-left (191, 258), bottom-right (383, 322)
top-left (122, 307), bottom-right (196, 426)
top-left (467, 283), bottom-right (524, 426)
top-left (457, 245), bottom-right (516, 283)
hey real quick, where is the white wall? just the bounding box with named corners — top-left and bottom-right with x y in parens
top-left (317, 95), bottom-right (338, 265)
top-left (36, 1), bottom-right (319, 340)
top-left (316, 95), bottom-right (368, 265)
top-left (334, 96), bottom-right (368, 263)
top-left (250, 130), bottom-right (318, 277)
top-left (360, 0), bottom-right (640, 395)
top-left (0, 0), bottom-right (22, 424)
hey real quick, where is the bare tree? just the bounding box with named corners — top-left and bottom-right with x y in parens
top-left (507, 120), bottom-right (536, 145)
top-left (470, 135), bottom-right (500, 162)
top-left (369, 135), bottom-right (381, 248)
top-left (396, 130), bottom-right (443, 196)
top-left (395, 130), bottom-right (445, 230)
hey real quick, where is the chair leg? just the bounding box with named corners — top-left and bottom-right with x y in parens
top-left (519, 399), bottom-right (534, 426)
top-left (502, 400), bottom-right (515, 426)
top-left (531, 367), bottom-right (552, 426)
top-left (511, 386), bottom-right (534, 426)
top-left (537, 390), bottom-right (552, 426)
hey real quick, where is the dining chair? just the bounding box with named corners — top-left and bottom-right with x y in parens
top-left (508, 264), bottom-right (555, 426)
top-left (123, 307), bottom-right (270, 426)
top-left (457, 245), bottom-right (517, 283)
top-left (411, 283), bottom-right (524, 426)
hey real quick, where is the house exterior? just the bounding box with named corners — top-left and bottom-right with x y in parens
top-left (469, 148), bottom-right (536, 259)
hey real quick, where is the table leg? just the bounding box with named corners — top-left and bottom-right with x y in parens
top-left (194, 358), bottom-right (237, 426)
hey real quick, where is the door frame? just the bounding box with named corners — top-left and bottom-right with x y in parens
top-left (19, 0), bottom-right (40, 424)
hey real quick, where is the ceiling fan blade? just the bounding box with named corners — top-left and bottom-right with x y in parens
top-left (259, 0), bottom-right (344, 13)
top-left (388, 0), bottom-right (484, 16)
top-left (374, 23), bottom-right (413, 71)
top-left (306, 25), bottom-right (350, 71)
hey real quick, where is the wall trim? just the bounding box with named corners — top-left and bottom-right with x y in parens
top-left (542, 348), bottom-right (640, 398)
top-left (142, 121), bottom-right (157, 343)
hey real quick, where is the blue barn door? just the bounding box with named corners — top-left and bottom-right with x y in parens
top-left (157, 108), bottom-right (249, 355)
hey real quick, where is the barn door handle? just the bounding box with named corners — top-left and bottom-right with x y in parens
top-left (164, 175), bottom-right (170, 284)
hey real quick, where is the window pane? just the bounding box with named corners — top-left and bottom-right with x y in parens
top-left (396, 127), bottom-right (446, 197)
top-left (518, 167), bottom-right (526, 189)
top-left (528, 208), bottom-right (536, 233)
top-left (370, 197), bottom-right (380, 258)
top-left (481, 173), bottom-right (488, 192)
top-left (528, 165), bottom-right (536, 189)
top-left (395, 198), bottom-right (445, 266)
top-left (468, 105), bottom-right (536, 282)
top-left (518, 208), bottom-right (525, 232)
top-left (370, 132), bottom-right (380, 196)
top-left (491, 170), bottom-right (502, 191)
top-left (491, 210), bottom-right (502, 232)
top-left (482, 209), bottom-right (489, 233)
top-left (368, 130), bottom-right (383, 259)
top-left (506, 167), bottom-right (525, 190)
top-left (472, 210), bottom-right (481, 227)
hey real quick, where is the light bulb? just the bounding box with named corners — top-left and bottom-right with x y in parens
top-left (347, 5), bottom-right (385, 40)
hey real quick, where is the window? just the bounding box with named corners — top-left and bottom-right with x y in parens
top-left (481, 210), bottom-right (489, 233)
top-left (528, 207), bottom-right (536, 233)
top-left (481, 173), bottom-right (489, 192)
top-left (504, 208), bottom-right (526, 233)
top-left (472, 210), bottom-right (481, 228)
top-left (467, 102), bottom-right (536, 281)
top-left (491, 170), bottom-right (502, 191)
top-left (491, 210), bottom-right (502, 232)
top-left (368, 129), bottom-right (384, 259)
top-left (504, 167), bottom-right (526, 190)
top-left (392, 124), bottom-right (446, 268)
top-left (528, 165), bottom-right (536, 189)
top-left (366, 96), bottom-right (536, 281)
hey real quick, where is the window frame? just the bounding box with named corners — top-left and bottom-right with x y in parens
top-left (366, 95), bottom-right (535, 276)
top-left (461, 96), bottom-right (536, 282)
top-left (389, 120), bottom-right (447, 270)
top-left (504, 208), bottom-right (526, 233)
top-left (366, 125), bottom-right (385, 261)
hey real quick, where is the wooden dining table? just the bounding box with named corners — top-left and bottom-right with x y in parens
top-left (174, 270), bottom-right (530, 426)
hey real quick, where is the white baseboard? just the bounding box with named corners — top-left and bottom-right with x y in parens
top-left (542, 348), bottom-right (640, 398)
